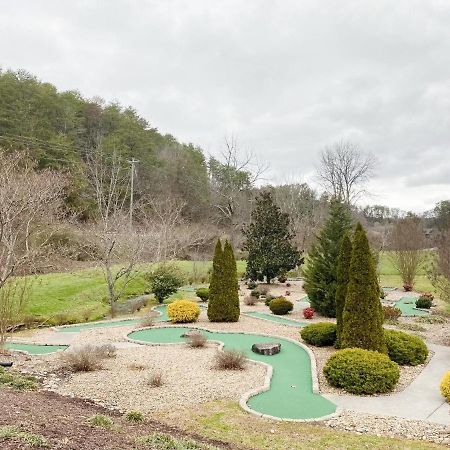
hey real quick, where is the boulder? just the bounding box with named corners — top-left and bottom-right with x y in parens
top-left (251, 342), bottom-right (281, 356)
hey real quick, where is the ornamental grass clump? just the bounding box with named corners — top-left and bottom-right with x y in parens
top-left (214, 349), bottom-right (246, 370)
top-left (167, 300), bottom-right (200, 323)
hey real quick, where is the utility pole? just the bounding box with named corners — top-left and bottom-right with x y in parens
top-left (128, 158), bottom-right (139, 229)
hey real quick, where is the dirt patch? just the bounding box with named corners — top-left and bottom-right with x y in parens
top-left (0, 387), bottom-right (247, 449)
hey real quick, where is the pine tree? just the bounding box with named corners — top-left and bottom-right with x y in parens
top-left (340, 223), bottom-right (387, 353)
top-left (207, 239), bottom-right (240, 322)
top-left (303, 201), bottom-right (352, 317)
top-left (243, 191), bottom-right (301, 283)
top-left (335, 232), bottom-right (352, 348)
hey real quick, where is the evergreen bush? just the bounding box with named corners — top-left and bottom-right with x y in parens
top-left (268, 297), bottom-right (293, 315)
top-left (384, 329), bottom-right (428, 365)
top-left (301, 322), bottom-right (336, 346)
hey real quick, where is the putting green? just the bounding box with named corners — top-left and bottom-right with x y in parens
top-left (5, 342), bottom-right (68, 355)
top-left (57, 305), bottom-right (168, 333)
top-left (394, 297), bottom-right (430, 317)
top-left (128, 326), bottom-right (336, 420)
top-left (244, 311), bottom-right (307, 327)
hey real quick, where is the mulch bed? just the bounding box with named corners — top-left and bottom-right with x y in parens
top-left (0, 387), bottom-right (246, 449)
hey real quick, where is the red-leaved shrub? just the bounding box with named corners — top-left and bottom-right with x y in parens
top-left (303, 307), bottom-right (315, 319)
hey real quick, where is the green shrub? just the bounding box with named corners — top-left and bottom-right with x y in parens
top-left (195, 287), bottom-right (209, 302)
top-left (384, 329), bottom-right (428, 365)
top-left (250, 289), bottom-right (260, 299)
top-left (0, 367), bottom-right (37, 390)
top-left (247, 281), bottom-right (257, 290)
top-left (301, 322), bottom-right (337, 347)
top-left (416, 296), bottom-right (432, 309)
top-left (323, 348), bottom-right (400, 394)
top-left (0, 426), bottom-right (48, 448)
top-left (264, 294), bottom-right (275, 306)
top-left (383, 305), bottom-right (402, 321)
top-left (269, 297), bottom-right (293, 315)
top-left (146, 264), bottom-right (185, 303)
top-left (125, 410), bottom-right (145, 423)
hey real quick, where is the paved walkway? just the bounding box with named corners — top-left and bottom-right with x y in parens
top-left (326, 343), bottom-right (450, 425)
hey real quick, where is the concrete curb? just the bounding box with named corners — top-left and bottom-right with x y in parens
top-left (126, 324), bottom-right (340, 422)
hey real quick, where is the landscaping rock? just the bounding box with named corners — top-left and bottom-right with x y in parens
top-left (251, 342), bottom-right (281, 356)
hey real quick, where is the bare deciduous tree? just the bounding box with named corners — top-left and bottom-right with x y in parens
top-left (84, 149), bottom-right (141, 317)
top-left (317, 141), bottom-right (376, 204)
top-left (428, 230), bottom-right (450, 306)
top-left (388, 216), bottom-right (426, 288)
top-left (0, 150), bottom-right (66, 345)
top-left (209, 135), bottom-right (268, 240)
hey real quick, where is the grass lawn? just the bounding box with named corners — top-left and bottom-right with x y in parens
top-left (157, 401), bottom-right (446, 450)
top-left (20, 253), bottom-right (437, 322)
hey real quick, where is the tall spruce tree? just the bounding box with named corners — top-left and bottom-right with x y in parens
top-left (243, 191), bottom-right (301, 283)
top-left (335, 232), bottom-right (352, 348)
top-left (207, 239), bottom-right (240, 322)
top-left (340, 223), bottom-right (386, 353)
top-left (303, 201), bottom-right (352, 317)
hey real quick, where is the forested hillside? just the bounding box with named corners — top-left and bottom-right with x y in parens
top-left (0, 69), bottom-right (209, 219)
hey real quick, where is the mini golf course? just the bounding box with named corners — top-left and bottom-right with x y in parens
top-left (5, 342), bottom-right (68, 355)
top-left (127, 326), bottom-right (337, 421)
top-left (56, 305), bottom-right (169, 332)
top-left (244, 311), bottom-right (307, 327)
top-left (394, 297), bottom-right (430, 317)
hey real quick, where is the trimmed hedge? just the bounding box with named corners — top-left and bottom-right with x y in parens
top-left (441, 371), bottom-right (450, 402)
top-left (269, 297), bottom-right (293, 315)
top-left (323, 348), bottom-right (400, 394)
top-left (384, 329), bottom-right (428, 366)
top-left (167, 300), bottom-right (200, 323)
top-left (301, 322), bottom-right (337, 347)
top-left (195, 288), bottom-right (209, 302)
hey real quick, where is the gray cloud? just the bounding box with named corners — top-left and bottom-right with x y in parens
top-left (1, 0), bottom-right (450, 212)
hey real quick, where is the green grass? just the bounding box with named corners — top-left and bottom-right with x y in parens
top-left (0, 367), bottom-right (38, 390)
top-left (0, 425), bottom-right (48, 447)
top-left (138, 432), bottom-right (219, 449)
top-left (158, 401), bottom-right (446, 450)
top-left (16, 253), bottom-right (439, 324)
top-left (87, 414), bottom-right (114, 428)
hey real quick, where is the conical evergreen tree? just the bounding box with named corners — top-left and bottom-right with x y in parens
top-left (207, 239), bottom-right (240, 322)
top-left (244, 191), bottom-right (301, 283)
top-left (340, 223), bottom-right (387, 353)
top-left (335, 232), bottom-right (352, 348)
top-left (303, 201), bottom-right (352, 317)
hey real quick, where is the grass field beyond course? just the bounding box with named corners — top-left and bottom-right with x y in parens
top-left (21, 254), bottom-right (435, 321)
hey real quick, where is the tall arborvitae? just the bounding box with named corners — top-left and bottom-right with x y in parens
top-left (303, 201), bottom-right (352, 317)
top-left (207, 239), bottom-right (240, 322)
top-left (335, 232), bottom-right (352, 348)
top-left (244, 191), bottom-right (301, 283)
top-left (340, 223), bottom-right (386, 353)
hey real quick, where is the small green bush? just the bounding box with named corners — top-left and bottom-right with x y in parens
top-left (247, 281), bottom-right (257, 290)
top-left (416, 296), bottom-right (432, 309)
top-left (125, 410), bottom-right (145, 423)
top-left (384, 329), bottom-right (428, 365)
top-left (195, 287), bottom-right (209, 302)
top-left (323, 348), bottom-right (400, 394)
top-left (269, 297), bottom-right (293, 315)
top-left (264, 294), bottom-right (275, 306)
top-left (0, 426), bottom-right (48, 448)
top-left (301, 322), bottom-right (337, 347)
top-left (441, 371), bottom-right (450, 402)
top-left (146, 264), bottom-right (185, 303)
top-left (250, 289), bottom-right (260, 299)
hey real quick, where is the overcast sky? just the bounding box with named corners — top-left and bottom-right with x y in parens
top-left (1, 0), bottom-right (450, 212)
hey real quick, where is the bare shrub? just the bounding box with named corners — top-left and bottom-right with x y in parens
top-left (186, 333), bottom-right (207, 348)
top-left (128, 362), bottom-right (148, 371)
top-left (214, 349), bottom-right (246, 370)
top-left (140, 316), bottom-right (155, 328)
top-left (256, 285), bottom-right (270, 296)
top-left (244, 295), bottom-right (258, 306)
top-left (148, 370), bottom-right (164, 387)
top-left (96, 344), bottom-right (117, 358)
top-left (60, 345), bottom-right (104, 372)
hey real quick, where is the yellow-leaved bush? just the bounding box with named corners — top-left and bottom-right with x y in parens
top-left (440, 371), bottom-right (450, 402)
top-left (167, 300), bottom-right (200, 323)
